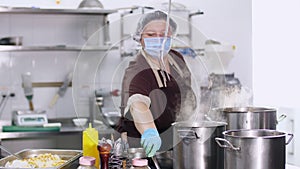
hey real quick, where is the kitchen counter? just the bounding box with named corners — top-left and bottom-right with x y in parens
top-left (0, 119), bottom-right (115, 156)
top-left (0, 119), bottom-right (114, 140)
top-left (0, 125), bottom-right (113, 140)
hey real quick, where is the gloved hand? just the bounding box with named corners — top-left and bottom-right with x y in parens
top-left (141, 128), bottom-right (162, 157)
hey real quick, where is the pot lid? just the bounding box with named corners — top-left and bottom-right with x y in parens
top-left (223, 129), bottom-right (286, 138)
top-left (172, 120), bottom-right (227, 128)
top-left (218, 107), bottom-right (276, 113)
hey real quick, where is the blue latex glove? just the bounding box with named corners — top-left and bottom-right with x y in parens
top-left (141, 128), bottom-right (162, 157)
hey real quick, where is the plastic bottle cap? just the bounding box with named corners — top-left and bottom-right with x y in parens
top-left (132, 158), bottom-right (148, 167)
top-left (79, 156), bottom-right (96, 166)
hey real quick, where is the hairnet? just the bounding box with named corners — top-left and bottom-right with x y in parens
top-left (134, 10), bottom-right (177, 41)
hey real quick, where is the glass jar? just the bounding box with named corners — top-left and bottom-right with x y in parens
top-left (77, 156), bottom-right (97, 169)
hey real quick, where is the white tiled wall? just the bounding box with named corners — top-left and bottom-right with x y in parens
top-left (0, 13), bottom-right (111, 121)
top-left (0, 51), bottom-right (82, 120)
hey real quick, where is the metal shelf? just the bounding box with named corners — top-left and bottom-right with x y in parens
top-left (0, 45), bottom-right (118, 52)
top-left (0, 7), bottom-right (117, 15)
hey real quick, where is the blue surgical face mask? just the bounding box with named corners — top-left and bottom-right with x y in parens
top-left (143, 37), bottom-right (171, 59)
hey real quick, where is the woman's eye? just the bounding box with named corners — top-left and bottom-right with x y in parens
top-left (145, 32), bottom-right (157, 37)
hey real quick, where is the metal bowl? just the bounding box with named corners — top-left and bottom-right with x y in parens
top-left (127, 148), bottom-right (146, 160)
top-left (78, 0), bottom-right (103, 8)
top-left (72, 118), bottom-right (88, 127)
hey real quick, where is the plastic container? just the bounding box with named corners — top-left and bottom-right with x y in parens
top-left (83, 123), bottom-right (99, 169)
top-left (77, 156), bottom-right (97, 169)
top-left (130, 158), bottom-right (150, 169)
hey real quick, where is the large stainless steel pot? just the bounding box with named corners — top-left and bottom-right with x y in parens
top-left (173, 121), bottom-right (226, 169)
top-left (215, 129), bottom-right (293, 169)
top-left (155, 151), bottom-right (173, 169)
top-left (218, 107), bottom-right (286, 130)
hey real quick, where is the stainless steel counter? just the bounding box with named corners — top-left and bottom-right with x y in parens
top-left (0, 118), bottom-right (114, 140)
top-left (0, 125), bottom-right (113, 140)
top-left (0, 119), bottom-right (115, 156)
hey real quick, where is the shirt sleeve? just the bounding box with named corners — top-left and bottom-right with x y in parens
top-left (124, 94), bottom-right (151, 116)
top-left (129, 69), bottom-right (153, 96)
top-left (123, 69), bottom-right (154, 115)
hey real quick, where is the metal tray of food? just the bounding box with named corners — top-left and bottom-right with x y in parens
top-left (0, 149), bottom-right (82, 169)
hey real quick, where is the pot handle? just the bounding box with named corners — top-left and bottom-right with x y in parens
top-left (277, 114), bottom-right (287, 123)
top-left (215, 138), bottom-right (240, 151)
top-left (286, 133), bottom-right (294, 145)
top-left (177, 129), bottom-right (199, 139)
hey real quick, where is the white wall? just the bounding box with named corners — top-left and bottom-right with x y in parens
top-left (0, 0), bottom-right (253, 117)
top-left (107, 0), bottom-right (253, 88)
top-left (0, 0), bottom-right (253, 88)
top-left (0, 13), bottom-right (107, 120)
top-left (252, 0), bottom-right (300, 166)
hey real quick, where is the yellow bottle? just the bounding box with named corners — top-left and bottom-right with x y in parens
top-left (83, 123), bottom-right (99, 169)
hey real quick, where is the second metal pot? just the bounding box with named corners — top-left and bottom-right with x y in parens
top-left (218, 107), bottom-right (286, 130)
top-left (216, 129), bottom-right (293, 169)
top-left (173, 121), bottom-right (226, 169)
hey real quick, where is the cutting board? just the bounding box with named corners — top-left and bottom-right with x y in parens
top-left (2, 125), bottom-right (60, 132)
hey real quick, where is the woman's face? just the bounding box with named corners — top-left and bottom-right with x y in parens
top-left (140, 20), bottom-right (172, 47)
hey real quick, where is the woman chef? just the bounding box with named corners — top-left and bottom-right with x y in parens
top-left (117, 10), bottom-right (196, 159)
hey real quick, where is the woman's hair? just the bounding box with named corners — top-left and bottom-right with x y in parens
top-left (134, 10), bottom-right (177, 41)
